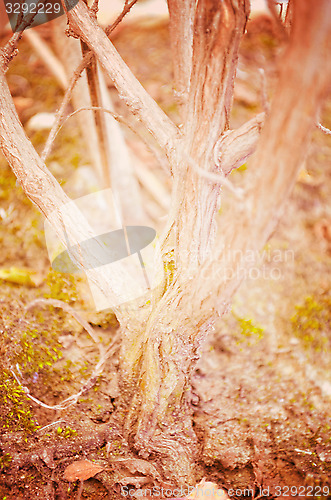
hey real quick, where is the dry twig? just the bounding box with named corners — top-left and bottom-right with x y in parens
top-left (6, 297), bottom-right (120, 411)
top-left (317, 122), bottom-right (331, 135)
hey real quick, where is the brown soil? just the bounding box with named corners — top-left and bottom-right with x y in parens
top-left (0, 12), bottom-right (331, 500)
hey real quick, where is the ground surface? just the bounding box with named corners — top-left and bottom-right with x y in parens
top-left (0, 11), bottom-right (331, 500)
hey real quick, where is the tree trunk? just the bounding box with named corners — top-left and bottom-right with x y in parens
top-left (117, 283), bottom-right (213, 482)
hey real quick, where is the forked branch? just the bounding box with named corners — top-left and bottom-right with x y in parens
top-left (215, 112), bottom-right (265, 175)
top-left (194, 0), bottom-right (331, 317)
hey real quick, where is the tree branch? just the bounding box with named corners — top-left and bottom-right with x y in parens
top-left (166, 0), bottom-right (195, 107)
top-left (195, 0), bottom-right (331, 318)
top-left (215, 112), bottom-right (265, 175)
top-left (184, 0), bottom-right (250, 157)
top-left (0, 67), bottom-right (129, 323)
top-left (65, 0), bottom-right (180, 159)
top-left (161, 0), bottom-right (250, 275)
top-left (215, 112), bottom-right (331, 177)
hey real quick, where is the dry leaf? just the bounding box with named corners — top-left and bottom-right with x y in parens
top-left (0, 267), bottom-right (40, 287)
top-left (64, 459), bottom-right (104, 482)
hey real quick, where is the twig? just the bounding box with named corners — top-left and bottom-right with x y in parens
top-left (25, 297), bottom-right (105, 357)
top-left (104, 0), bottom-right (139, 37)
top-left (10, 329), bottom-right (120, 411)
top-left (294, 448), bottom-right (313, 455)
top-left (45, 105), bottom-right (171, 177)
top-left (0, 0), bottom-right (42, 70)
top-left (317, 122), bottom-right (331, 135)
top-left (186, 155), bottom-right (244, 199)
top-left (54, 106), bottom-right (127, 137)
top-left (41, 59), bottom-right (87, 163)
top-left (0, 32), bottom-right (23, 70)
top-left (36, 420), bottom-right (66, 432)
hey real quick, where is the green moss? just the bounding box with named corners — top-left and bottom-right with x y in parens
top-left (12, 324), bottom-right (62, 376)
top-left (0, 453), bottom-right (12, 470)
top-left (44, 269), bottom-right (79, 303)
top-left (0, 370), bottom-right (38, 433)
top-left (163, 249), bottom-right (176, 290)
top-left (291, 295), bottom-right (331, 355)
top-left (233, 314), bottom-right (264, 346)
top-left (56, 426), bottom-right (78, 438)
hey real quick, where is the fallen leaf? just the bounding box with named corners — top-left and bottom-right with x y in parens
top-left (0, 267), bottom-right (40, 287)
top-left (64, 459), bottom-right (104, 482)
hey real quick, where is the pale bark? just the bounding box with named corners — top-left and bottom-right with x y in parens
top-left (167, 0), bottom-right (195, 108)
top-left (117, 0), bottom-right (331, 480)
top-left (166, 0), bottom-right (250, 274)
top-left (192, 0), bottom-right (331, 320)
top-left (215, 112), bottom-right (265, 175)
top-left (184, 0), bottom-right (250, 151)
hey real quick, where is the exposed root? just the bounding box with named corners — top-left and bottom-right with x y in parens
top-left (9, 298), bottom-right (120, 411)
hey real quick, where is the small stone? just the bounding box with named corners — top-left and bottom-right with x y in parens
top-left (27, 112), bottom-right (56, 131)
